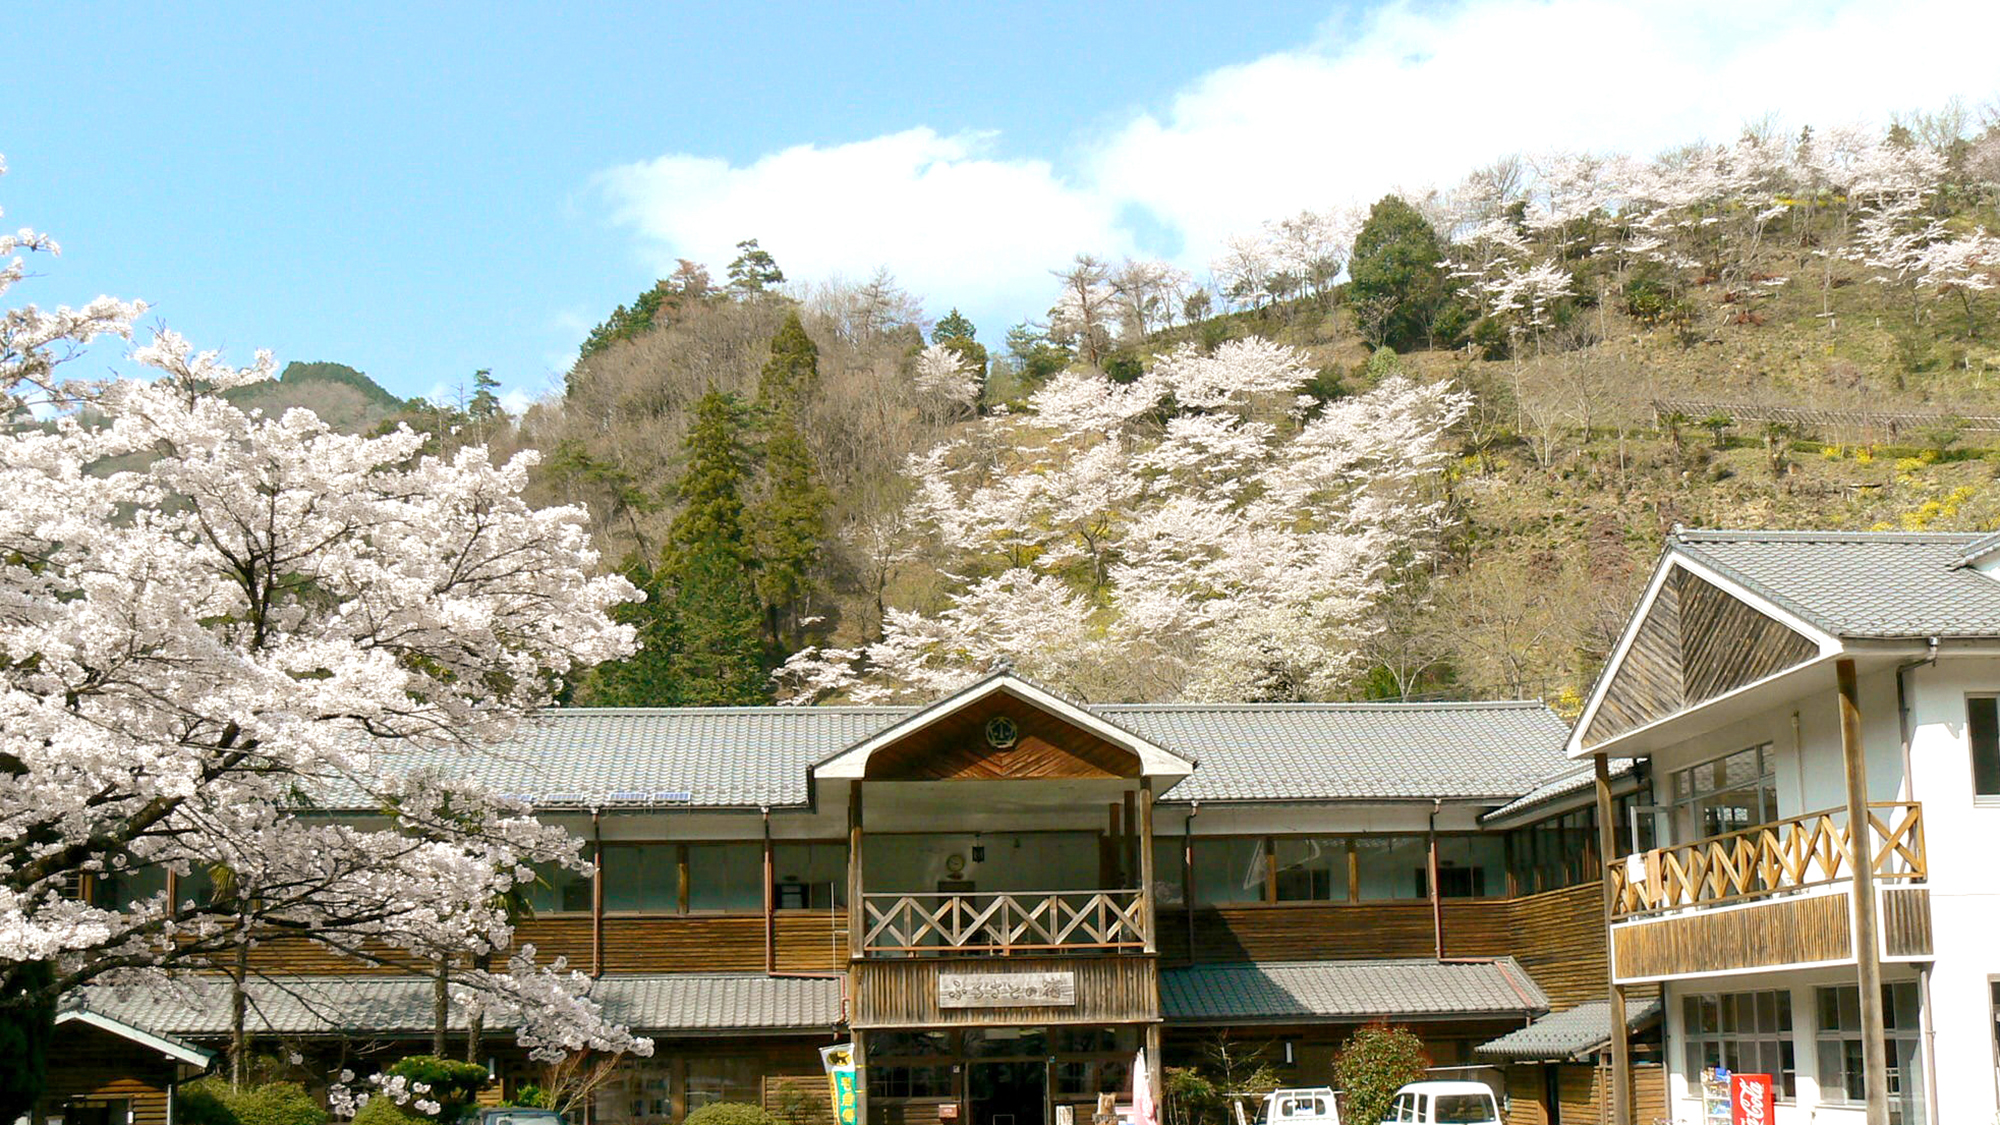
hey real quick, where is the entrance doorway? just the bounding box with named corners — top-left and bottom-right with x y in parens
top-left (969, 1060), bottom-right (1046, 1125)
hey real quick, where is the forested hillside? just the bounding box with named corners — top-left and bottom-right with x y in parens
top-left (503, 105), bottom-right (2000, 711)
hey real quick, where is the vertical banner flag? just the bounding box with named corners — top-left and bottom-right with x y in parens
top-left (1729, 1074), bottom-right (1774, 1125)
top-left (1132, 1049), bottom-right (1159, 1125)
top-left (822, 1043), bottom-right (858, 1125)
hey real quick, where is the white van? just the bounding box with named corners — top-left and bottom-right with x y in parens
top-left (1379, 1081), bottom-right (1501, 1125)
top-left (1255, 1087), bottom-right (1341, 1125)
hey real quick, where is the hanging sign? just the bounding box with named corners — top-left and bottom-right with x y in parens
top-left (938, 970), bottom-right (1075, 1007)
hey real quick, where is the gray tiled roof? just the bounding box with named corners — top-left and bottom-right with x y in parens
top-left (1476, 997), bottom-right (1663, 1061)
top-left (73, 973), bottom-right (842, 1038)
top-left (1110, 703), bottom-right (1571, 803)
top-left (1160, 959), bottom-right (1548, 1024)
top-left (359, 699), bottom-right (1570, 811)
top-left (1671, 529), bottom-right (2000, 639)
top-left (1481, 758), bottom-right (1638, 824)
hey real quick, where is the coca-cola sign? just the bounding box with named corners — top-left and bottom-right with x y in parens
top-left (1730, 1074), bottom-right (1774, 1125)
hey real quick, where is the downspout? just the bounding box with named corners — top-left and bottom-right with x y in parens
top-left (1429, 798), bottom-right (1445, 960)
top-left (1184, 802), bottom-right (1199, 961)
top-left (763, 806), bottom-right (776, 977)
top-left (590, 807), bottom-right (604, 978)
top-left (1896, 637), bottom-right (1940, 1125)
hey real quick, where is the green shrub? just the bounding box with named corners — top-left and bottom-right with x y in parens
top-left (511, 1087), bottom-right (550, 1111)
top-left (383, 1057), bottom-right (489, 1118)
top-left (683, 1103), bottom-right (780, 1125)
top-left (1333, 1023), bottom-right (1429, 1125)
top-left (177, 1080), bottom-right (326, 1125)
top-left (177, 1079), bottom-right (239, 1125)
top-left (350, 1095), bottom-right (421, 1125)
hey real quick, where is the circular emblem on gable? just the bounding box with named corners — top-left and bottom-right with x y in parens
top-left (984, 716), bottom-right (1019, 749)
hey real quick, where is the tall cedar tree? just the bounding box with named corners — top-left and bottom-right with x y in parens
top-left (751, 314), bottom-right (831, 647)
top-left (573, 560), bottom-right (680, 706)
top-left (932, 308), bottom-right (977, 342)
top-left (667, 391), bottom-right (769, 704)
top-left (1347, 196), bottom-right (1465, 352)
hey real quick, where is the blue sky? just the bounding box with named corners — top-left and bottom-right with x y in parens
top-left (6, 1), bottom-right (1996, 405)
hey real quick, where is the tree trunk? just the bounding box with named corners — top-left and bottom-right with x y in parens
top-left (230, 925), bottom-right (251, 1088)
top-left (0, 963), bottom-right (58, 1124)
top-left (465, 951), bottom-right (490, 1064)
top-left (433, 955), bottom-right (450, 1057)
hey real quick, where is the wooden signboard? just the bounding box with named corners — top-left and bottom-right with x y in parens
top-left (937, 970), bottom-right (1076, 1008)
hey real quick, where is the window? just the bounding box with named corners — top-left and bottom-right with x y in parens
top-left (1274, 838), bottom-right (1349, 901)
top-left (1816, 983), bottom-right (1925, 1124)
top-left (1991, 981), bottom-right (2000, 1089)
top-left (772, 842), bottom-right (847, 910)
top-left (1681, 990), bottom-right (1796, 1099)
top-left (687, 843), bottom-right (763, 912)
top-left (869, 1065), bottom-right (953, 1099)
top-left (1432, 1093), bottom-right (1498, 1124)
top-left (1969, 696), bottom-right (2000, 796)
top-left (595, 1058), bottom-right (672, 1125)
top-left (1354, 836), bottom-right (1430, 900)
top-left (523, 852), bottom-right (593, 915)
top-left (601, 844), bottom-right (678, 912)
top-left (1434, 836), bottom-right (1506, 898)
top-left (686, 1058), bottom-right (759, 1111)
top-left (90, 865), bottom-right (168, 910)
top-left (1192, 837), bottom-right (1267, 904)
top-left (1671, 744), bottom-right (1779, 840)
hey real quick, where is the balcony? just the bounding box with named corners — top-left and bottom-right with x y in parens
top-left (859, 889), bottom-right (1148, 957)
top-left (1606, 802), bottom-right (1931, 983)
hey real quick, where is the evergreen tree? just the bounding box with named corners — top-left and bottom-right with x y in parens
top-left (1347, 196), bottom-right (1465, 351)
top-left (726, 238), bottom-right (785, 295)
top-left (666, 390), bottom-right (769, 704)
top-left (750, 315), bottom-right (830, 647)
top-left (932, 308), bottom-right (977, 342)
top-left (579, 283), bottom-right (668, 360)
top-left (468, 368), bottom-right (502, 421)
top-left (572, 560), bottom-right (680, 706)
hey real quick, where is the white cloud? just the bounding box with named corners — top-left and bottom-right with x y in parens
top-left (599, 0), bottom-right (2000, 332)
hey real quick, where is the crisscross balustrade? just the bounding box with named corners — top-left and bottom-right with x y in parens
top-left (861, 889), bottom-right (1148, 956)
top-left (1608, 801), bottom-right (1925, 919)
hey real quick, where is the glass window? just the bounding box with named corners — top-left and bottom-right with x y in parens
top-left (1432, 1094), bottom-right (1497, 1123)
top-left (1153, 839), bottom-right (1188, 906)
top-left (1681, 989), bottom-right (1795, 1100)
top-left (523, 853), bottom-right (594, 915)
top-left (1815, 983), bottom-right (1925, 1124)
top-left (687, 843), bottom-right (764, 912)
top-left (870, 1065), bottom-right (954, 1099)
top-left (965, 1027), bottom-right (1047, 1058)
top-left (1354, 836), bottom-right (1430, 900)
top-left (1274, 838), bottom-right (1349, 901)
top-left (595, 1057), bottom-right (673, 1125)
top-left (1969, 696), bottom-right (2000, 795)
top-left (772, 842), bottom-right (847, 910)
top-left (601, 844), bottom-right (678, 912)
top-left (1672, 744), bottom-right (1778, 841)
top-left (1435, 836), bottom-right (1506, 898)
top-left (870, 1031), bottom-right (949, 1058)
top-left (687, 1058), bottom-right (759, 1111)
top-left (1192, 838), bottom-right (1268, 904)
top-left (90, 865), bottom-right (168, 910)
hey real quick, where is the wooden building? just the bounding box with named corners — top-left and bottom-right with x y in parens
top-left (57, 673), bottom-right (1656, 1125)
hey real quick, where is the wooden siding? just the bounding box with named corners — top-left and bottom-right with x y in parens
top-left (1158, 900), bottom-right (1515, 964)
top-left (602, 914), bottom-right (768, 973)
top-left (1881, 886), bottom-right (1933, 959)
top-left (1611, 891), bottom-right (1851, 981)
top-left (1582, 567), bottom-right (1818, 749)
top-left (38, 1024), bottom-right (174, 1125)
top-left (1501, 1062), bottom-right (1665, 1125)
top-left (865, 691), bottom-right (1140, 781)
top-left (852, 955), bottom-right (1158, 1028)
top-left (777, 910), bottom-right (849, 972)
top-left (1508, 883), bottom-right (1610, 1010)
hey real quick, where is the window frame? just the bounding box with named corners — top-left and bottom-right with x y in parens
top-left (1814, 982), bottom-right (1925, 1121)
top-left (1967, 693), bottom-right (2000, 799)
top-left (1679, 989), bottom-right (1797, 1102)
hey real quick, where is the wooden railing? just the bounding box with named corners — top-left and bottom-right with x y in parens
top-left (860, 889), bottom-right (1148, 956)
top-left (1609, 802), bottom-right (1925, 920)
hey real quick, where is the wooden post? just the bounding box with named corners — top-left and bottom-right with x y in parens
top-left (848, 780), bottom-right (865, 960)
top-left (1145, 1023), bottom-right (1164, 1107)
top-left (1594, 753), bottom-right (1631, 1125)
top-left (1838, 657), bottom-right (1891, 1125)
top-left (1138, 781), bottom-right (1157, 954)
top-left (590, 808), bottom-right (604, 977)
top-left (853, 1028), bottom-right (870, 1125)
top-left (763, 807), bottom-right (776, 976)
top-left (1427, 804), bottom-right (1444, 960)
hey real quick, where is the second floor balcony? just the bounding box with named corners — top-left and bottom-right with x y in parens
top-left (859, 888), bottom-right (1148, 957)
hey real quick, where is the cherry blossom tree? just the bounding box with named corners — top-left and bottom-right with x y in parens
top-left (777, 338), bottom-right (1468, 703)
top-left (0, 158), bottom-right (650, 1114)
top-left (912, 342), bottom-right (981, 420)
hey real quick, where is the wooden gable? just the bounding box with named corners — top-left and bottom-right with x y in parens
top-left (864, 690), bottom-right (1142, 780)
top-left (1580, 566), bottom-right (1820, 748)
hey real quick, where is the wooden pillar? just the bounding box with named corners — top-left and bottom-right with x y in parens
top-left (1839, 657), bottom-right (1891, 1125)
top-left (1594, 753), bottom-right (1631, 1125)
top-left (1138, 781), bottom-right (1157, 954)
top-left (848, 780), bottom-right (865, 960)
top-left (591, 808), bottom-right (604, 977)
top-left (1145, 1023), bottom-right (1164, 1106)
top-left (1427, 806), bottom-right (1444, 960)
top-left (853, 1028), bottom-right (870, 1125)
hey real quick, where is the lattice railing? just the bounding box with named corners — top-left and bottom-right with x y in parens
top-left (860, 889), bottom-right (1147, 956)
top-left (1608, 802), bottom-right (1924, 920)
